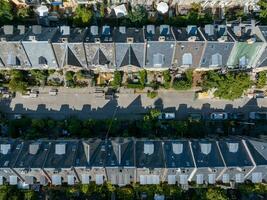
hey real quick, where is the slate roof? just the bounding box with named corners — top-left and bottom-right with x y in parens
top-left (13, 141), bottom-right (50, 169)
top-left (218, 139), bottom-right (253, 167)
top-left (164, 140), bottom-right (194, 168)
top-left (92, 48), bottom-right (109, 66)
top-left (256, 46), bottom-right (267, 68)
top-left (52, 27), bottom-right (87, 43)
top-left (191, 140), bottom-right (224, 168)
top-left (258, 26), bottom-right (267, 41)
top-left (0, 140), bottom-right (23, 168)
top-left (112, 27), bottom-right (144, 43)
top-left (0, 25), bottom-right (28, 41)
top-left (85, 26), bottom-right (113, 43)
top-left (200, 24), bottom-right (234, 42)
top-left (172, 26), bottom-right (204, 41)
top-left (144, 25), bottom-right (175, 41)
top-left (116, 43), bottom-right (144, 68)
top-left (245, 139), bottom-right (267, 166)
top-left (135, 140), bottom-right (165, 168)
top-left (44, 140), bottom-right (78, 169)
top-left (228, 24), bottom-right (262, 42)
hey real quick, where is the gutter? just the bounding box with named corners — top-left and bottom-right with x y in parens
top-left (188, 141), bottom-right (197, 181)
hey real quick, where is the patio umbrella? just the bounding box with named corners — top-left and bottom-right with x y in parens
top-left (157, 2), bottom-right (169, 14)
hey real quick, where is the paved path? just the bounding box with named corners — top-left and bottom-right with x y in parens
top-left (0, 87), bottom-right (266, 119)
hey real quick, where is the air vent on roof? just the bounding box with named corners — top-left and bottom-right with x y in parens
top-left (159, 36), bottom-right (165, 42)
top-left (29, 36), bottom-right (36, 41)
top-left (29, 143), bottom-right (40, 155)
top-left (127, 37), bottom-right (134, 43)
top-left (218, 36), bottom-right (227, 42)
top-left (0, 144), bottom-right (11, 155)
top-left (32, 25), bottom-right (42, 35)
top-left (227, 142), bottom-right (239, 153)
top-left (247, 37), bottom-right (256, 44)
top-left (144, 142), bottom-right (154, 155)
top-left (61, 38), bottom-right (68, 43)
top-left (95, 38), bottom-right (100, 43)
top-left (3, 25), bottom-right (14, 35)
top-left (200, 143), bottom-right (211, 155)
top-left (91, 26), bottom-right (98, 36)
top-left (172, 143), bottom-right (183, 154)
top-left (188, 36), bottom-right (197, 42)
top-left (60, 26), bottom-right (70, 36)
top-left (55, 143), bottom-right (66, 155)
top-left (119, 26), bottom-right (126, 34)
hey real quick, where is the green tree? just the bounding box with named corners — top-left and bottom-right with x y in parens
top-left (173, 69), bottom-right (193, 90)
top-left (99, 3), bottom-right (105, 18)
top-left (24, 190), bottom-right (38, 200)
top-left (16, 7), bottom-right (30, 19)
top-left (256, 71), bottom-right (267, 88)
top-left (139, 70), bottom-right (147, 87)
top-left (112, 71), bottom-right (123, 87)
top-left (73, 6), bottom-right (93, 26)
top-left (0, 0), bottom-right (13, 25)
top-left (68, 118), bottom-right (81, 136)
top-left (128, 5), bottom-right (147, 25)
top-left (116, 187), bottom-right (134, 200)
top-left (258, 0), bottom-right (267, 24)
top-left (8, 70), bottom-right (28, 93)
top-left (202, 71), bottom-right (251, 100)
top-left (150, 109), bottom-right (161, 119)
top-left (163, 70), bottom-right (171, 89)
top-left (205, 188), bottom-right (228, 200)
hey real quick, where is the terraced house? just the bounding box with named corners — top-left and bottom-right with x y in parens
top-left (1, 22), bottom-right (267, 71)
top-left (0, 137), bottom-right (266, 187)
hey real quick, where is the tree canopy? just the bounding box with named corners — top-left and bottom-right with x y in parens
top-left (128, 5), bottom-right (148, 25)
top-left (0, 0), bottom-right (13, 25)
top-left (258, 0), bottom-right (267, 24)
top-left (73, 6), bottom-right (93, 26)
top-left (202, 71), bottom-right (251, 100)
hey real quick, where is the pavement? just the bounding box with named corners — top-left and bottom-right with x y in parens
top-left (0, 87), bottom-right (267, 120)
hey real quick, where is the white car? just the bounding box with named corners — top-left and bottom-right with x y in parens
top-left (158, 113), bottom-right (175, 120)
top-left (210, 112), bottom-right (228, 120)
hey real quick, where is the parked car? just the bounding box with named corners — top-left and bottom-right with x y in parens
top-left (158, 113), bottom-right (175, 120)
top-left (249, 112), bottom-right (267, 120)
top-left (229, 112), bottom-right (245, 120)
top-left (14, 114), bottom-right (22, 119)
top-left (188, 113), bottom-right (202, 122)
top-left (49, 88), bottom-right (58, 96)
top-left (210, 112), bottom-right (228, 120)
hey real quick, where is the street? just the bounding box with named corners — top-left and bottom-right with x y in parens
top-left (0, 87), bottom-right (267, 120)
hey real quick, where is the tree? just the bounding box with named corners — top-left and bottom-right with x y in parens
top-left (173, 69), bottom-right (193, 90)
top-left (202, 71), bottom-right (252, 100)
top-left (205, 188), bottom-right (228, 200)
top-left (139, 70), bottom-right (147, 87)
top-left (68, 118), bottom-right (81, 136)
top-left (256, 71), bottom-right (267, 88)
top-left (258, 0), bottom-right (267, 24)
top-left (112, 71), bottom-right (123, 87)
top-left (116, 187), bottom-right (135, 200)
top-left (0, 0), bottom-right (13, 25)
top-left (99, 3), bottom-right (105, 18)
top-left (128, 5), bottom-right (147, 25)
top-left (73, 6), bottom-right (93, 26)
top-left (163, 70), bottom-right (171, 89)
top-left (16, 7), bottom-right (30, 19)
top-left (8, 70), bottom-right (28, 93)
top-left (24, 190), bottom-right (38, 200)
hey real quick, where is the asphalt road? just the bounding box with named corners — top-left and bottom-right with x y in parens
top-left (0, 87), bottom-right (266, 120)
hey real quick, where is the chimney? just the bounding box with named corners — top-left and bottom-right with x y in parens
top-left (159, 36), bottom-right (165, 42)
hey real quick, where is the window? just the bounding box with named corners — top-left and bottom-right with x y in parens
top-left (153, 53), bottom-right (165, 67)
top-left (39, 56), bottom-right (47, 65)
top-left (211, 53), bottom-right (222, 66)
top-left (182, 53), bottom-right (193, 65)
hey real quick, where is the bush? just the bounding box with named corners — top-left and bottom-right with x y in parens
top-left (202, 71), bottom-right (251, 100)
top-left (147, 90), bottom-right (158, 99)
top-left (256, 71), bottom-right (267, 88)
top-left (163, 70), bottom-right (171, 89)
top-left (139, 70), bottom-right (147, 87)
top-left (173, 70), bottom-right (193, 90)
top-left (126, 83), bottom-right (144, 89)
top-left (112, 71), bottom-right (123, 87)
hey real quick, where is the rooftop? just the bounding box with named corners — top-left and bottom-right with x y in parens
top-left (200, 24), bottom-right (234, 42)
top-left (23, 25), bottom-right (58, 42)
top-left (258, 26), bottom-right (267, 41)
top-left (0, 25), bottom-right (28, 42)
top-left (164, 140), bottom-right (194, 168)
top-left (52, 26), bottom-right (87, 43)
top-left (112, 27), bottom-right (144, 43)
top-left (84, 26), bottom-right (113, 43)
top-left (0, 140), bottom-right (23, 168)
top-left (191, 140), bottom-right (224, 168)
top-left (172, 26), bottom-right (204, 41)
top-left (245, 138), bottom-right (267, 166)
top-left (145, 25), bottom-right (175, 42)
top-left (218, 139), bottom-right (253, 167)
top-left (44, 140), bottom-right (78, 169)
top-left (228, 23), bottom-right (262, 42)
top-left (14, 141), bottom-right (50, 169)
top-left (136, 140), bottom-right (165, 168)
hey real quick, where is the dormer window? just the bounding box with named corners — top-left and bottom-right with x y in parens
top-left (39, 56), bottom-right (47, 65)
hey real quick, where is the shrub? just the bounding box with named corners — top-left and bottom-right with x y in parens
top-left (112, 71), bottom-right (123, 87)
top-left (173, 70), bottom-right (193, 90)
top-left (147, 90), bottom-right (158, 99)
top-left (256, 71), bottom-right (267, 88)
